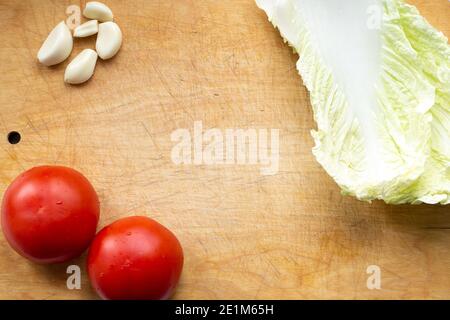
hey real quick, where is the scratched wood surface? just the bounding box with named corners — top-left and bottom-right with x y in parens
top-left (0, 0), bottom-right (449, 300)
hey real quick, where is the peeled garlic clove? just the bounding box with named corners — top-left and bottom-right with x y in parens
top-left (83, 1), bottom-right (113, 22)
top-left (64, 49), bottom-right (98, 84)
top-left (73, 20), bottom-right (99, 38)
top-left (96, 22), bottom-right (122, 60)
top-left (37, 21), bottom-right (73, 66)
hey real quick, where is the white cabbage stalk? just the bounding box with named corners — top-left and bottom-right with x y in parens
top-left (256, 0), bottom-right (449, 204)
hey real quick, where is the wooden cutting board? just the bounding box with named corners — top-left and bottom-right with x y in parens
top-left (0, 0), bottom-right (449, 300)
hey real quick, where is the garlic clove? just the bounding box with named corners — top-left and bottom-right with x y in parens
top-left (73, 20), bottom-right (99, 38)
top-left (37, 21), bottom-right (73, 66)
top-left (83, 2), bottom-right (114, 22)
top-left (64, 49), bottom-right (98, 84)
top-left (96, 22), bottom-right (122, 60)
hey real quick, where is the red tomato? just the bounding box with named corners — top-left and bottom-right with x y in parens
top-left (87, 216), bottom-right (184, 300)
top-left (1, 166), bottom-right (100, 264)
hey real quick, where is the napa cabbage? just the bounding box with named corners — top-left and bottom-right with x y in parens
top-left (256, 0), bottom-right (449, 204)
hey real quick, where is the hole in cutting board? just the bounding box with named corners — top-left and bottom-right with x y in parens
top-left (7, 131), bottom-right (21, 145)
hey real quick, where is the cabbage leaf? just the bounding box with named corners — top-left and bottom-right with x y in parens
top-left (256, 0), bottom-right (449, 204)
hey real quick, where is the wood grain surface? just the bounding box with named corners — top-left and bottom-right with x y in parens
top-left (0, 0), bottom-right (449, 300)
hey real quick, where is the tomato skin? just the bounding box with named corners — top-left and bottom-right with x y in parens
top-left (1, 166), bottom-right (100, 264)
top-left (87, 216), bottom-right (184, 300)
